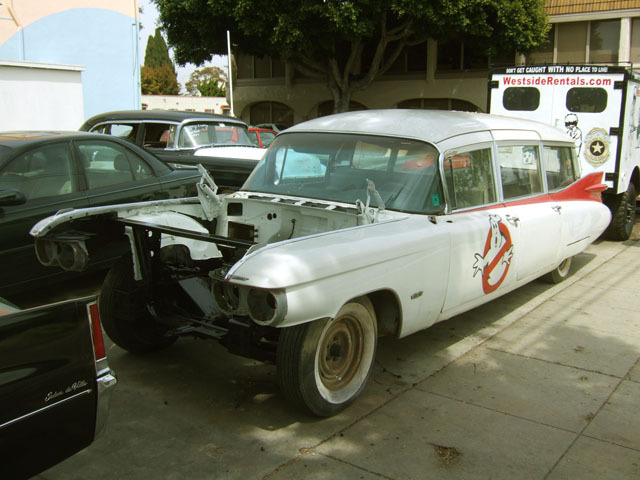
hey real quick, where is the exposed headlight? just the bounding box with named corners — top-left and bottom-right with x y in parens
top-left (57, 242), bottom-right (89, 272)
top-left (212, 281), bottom-right (244, 314)
top-left (34, 239), bottom-right (89, 271)
top-left (247, 288), bottom-right (287, 326)
top-left (34, 239), bottom-right (58, 266)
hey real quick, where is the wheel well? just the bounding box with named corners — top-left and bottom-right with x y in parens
top-left (365, 290), bottom-right (402, 337)
top-left (630, 167), bottom-right (640, 194)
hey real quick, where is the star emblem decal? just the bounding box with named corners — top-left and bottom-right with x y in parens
top-left (590, 140), bottom-right (605, 156)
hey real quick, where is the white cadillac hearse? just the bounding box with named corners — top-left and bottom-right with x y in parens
top-left (30, 110), bottom-right (610, 416)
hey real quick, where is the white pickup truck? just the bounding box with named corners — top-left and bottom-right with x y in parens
top-left (489, 65), bottom-right (640, 240)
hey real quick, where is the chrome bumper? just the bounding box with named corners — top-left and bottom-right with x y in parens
top-left (94, 369), bottom-right (117, 438)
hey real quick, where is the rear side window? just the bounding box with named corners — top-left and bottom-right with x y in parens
top-left (76, 140), bottom-right (154, 189)
top-left (444, 148), bottom-right (496, 209)
top-left (0, 143), bottom-right (77, 200)
top-left (566, 88), bottom-right (607, 113)
top-left (498, 145), bottom-right (543, 199)
top-left (502, 87), bottom-right (540, 111)
top-left (544, 146), bottom-right (580, 190)
top-left (93, 123), bottom-right (139, 143)
top-left (143, 123), bottom-right (174, 148)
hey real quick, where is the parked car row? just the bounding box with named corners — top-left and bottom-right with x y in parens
top-left (81, 110), bottom-right (266, 190)
top-left (0, 131), bottom-right (201, 296)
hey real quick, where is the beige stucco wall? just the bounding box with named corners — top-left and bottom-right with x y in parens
top-left (142, 94), bottom-right (228, 114)
top-left (233, 73), bottom-right (489, 125)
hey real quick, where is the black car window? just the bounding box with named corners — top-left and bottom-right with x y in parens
top-left (124, 148), bottom-right (155, 180)
top-left (0, 142), bottom-right (77, 200)
top-left (93, 123), bottom-right (139, 143)
top-left (260, 132), bottom-right (276, 147)
top-left (566, 88), bottom-right (607, 113)
top-left (143, 123), bottom-right (173, 148)
top-left (76, 140), bottom-right (149, 188)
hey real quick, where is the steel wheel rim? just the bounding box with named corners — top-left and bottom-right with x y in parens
top-left (557, 258), bottom-right (571, 277)
top-left (318, 315), bottom-right (364, 391)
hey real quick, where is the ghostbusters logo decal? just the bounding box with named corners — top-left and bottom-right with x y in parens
top-left (473, 215), bottom-right (513, 294)
top-left (584, 128), bottom-right (610, 166)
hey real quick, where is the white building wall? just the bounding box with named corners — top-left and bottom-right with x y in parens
top-left (142, 95), bottom-right (228, 114)
top-left (0, 61), bottom-right (84, 130)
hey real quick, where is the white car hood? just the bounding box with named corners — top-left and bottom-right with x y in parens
top-left (195, 146), bottom-right (265, 160)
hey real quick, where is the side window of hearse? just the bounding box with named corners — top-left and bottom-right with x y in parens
top-left (498, 145), bottom-right (543, 199)
top-left (444, 148), bottom-right (495, 209)
top-left (544, 146), bottom-right (579, 190)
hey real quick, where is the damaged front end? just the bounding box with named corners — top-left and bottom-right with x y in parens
top-left (29, 165), bottom-right (379, 362)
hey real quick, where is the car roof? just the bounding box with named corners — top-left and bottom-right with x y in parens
top-left (82, 110), bottom-right (248, 128)
top-left (285, 110), bottom-right (572, 145)
top-left (0, 131), bottom-right (166, 170)
top-left (0, 131), bottom-right (113, 149)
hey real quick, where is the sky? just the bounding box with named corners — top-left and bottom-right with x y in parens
top-left (137, 0), bottom-right (228, 93)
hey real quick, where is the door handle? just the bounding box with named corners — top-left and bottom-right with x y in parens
top-left (552, 205), bottom-right (562, 214)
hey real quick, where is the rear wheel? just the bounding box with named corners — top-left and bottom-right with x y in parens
top-left (604, 183), bottom-right (636, 241)
top-left (99, 257), bottom-right (177, 353)
top-left (276, 297), bottom-right (377, 417)
top-left (543, 257), bottom-right (572, 284)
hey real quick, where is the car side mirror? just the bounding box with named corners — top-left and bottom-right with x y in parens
top-left (0, 189), bottom-right (27, 206)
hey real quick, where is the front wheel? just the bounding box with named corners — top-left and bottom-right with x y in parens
top-left (99, 257), bottom-right (177, 353)
top-left (276, 297), bottom-right (377, 417)
top-left (543, 257), bottom-right (572, 284)
top-left (604, 183), bottom-right (636, 241)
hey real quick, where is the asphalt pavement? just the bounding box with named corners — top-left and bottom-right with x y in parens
top-left (36, 230), bottom-right (640, 479)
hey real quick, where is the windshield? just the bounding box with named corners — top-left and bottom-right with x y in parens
top-left (178, 122), bottom-right (253, 148)
top-left (242, 132), bottom-right (444, 214)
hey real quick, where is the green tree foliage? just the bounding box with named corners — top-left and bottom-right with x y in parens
top-left (144, 27), bottom-right (175, 70)
top-left (141, 64), bottom-right (180, 95)
top-left (141, 27), bottom-right (180, 95)
top-left (153, 0), bottom-right (549, 112)
top-left (185, 66), bottom-right (227, 97)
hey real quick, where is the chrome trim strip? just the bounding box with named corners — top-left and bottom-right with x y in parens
top-left (0, 389), bottom-right (91, 430)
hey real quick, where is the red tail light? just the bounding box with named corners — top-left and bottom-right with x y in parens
top-left (87, 302), bottom-right (106, 361)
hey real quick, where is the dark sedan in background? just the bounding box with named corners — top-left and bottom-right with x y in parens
top-left (81, 110), bottom-right (265, 189)
top-left (0, 131), bottom-right (199, 296)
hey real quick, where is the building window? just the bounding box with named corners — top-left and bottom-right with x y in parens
top-left (437, 38), bottom-right (463, 71)
top-left (557, 21), bottom-right (588, 63)
top-left (237, 52), bottom-right (286, 79)
top-left (249, 101), bottom-right (294, 128)
top-left (397, 98), bottom-right (480, 112)
top-left (534, 19), bottom-right (622, 65)
top-left (632, 18), bottom-right (640, 64)
top-left (528, 27), bottom-right (555, 65)
top-left (436, 38), bottom-right (499, 71)
top-left (385, 42), bottom-right (427, 74)
top-left (590, 19), bottom-right (620, 63)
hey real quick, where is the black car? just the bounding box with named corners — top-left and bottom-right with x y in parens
top-left (0, 296), bottom-right (116, 479)
top-left (0, 131), bottom-right (200, 296)
top-left (80, 110), bottom-right (265, 189)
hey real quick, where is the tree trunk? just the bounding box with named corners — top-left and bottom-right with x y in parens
top-left (332, 88), bottom-right (352, 113)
